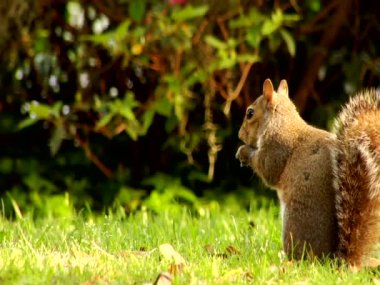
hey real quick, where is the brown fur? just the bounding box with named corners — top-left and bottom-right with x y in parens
top-left (236, 79), bottom-right (338, 259)
top-left (236, 80), bottom-right (380, 265)
top-left (331, 89), bottom-right (380, 266)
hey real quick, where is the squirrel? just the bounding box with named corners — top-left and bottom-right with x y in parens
top-left (236, 78), bottom-right (380, 267)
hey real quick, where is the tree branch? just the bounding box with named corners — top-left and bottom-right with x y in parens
top-left (76, 137), bottom-right (113, 178)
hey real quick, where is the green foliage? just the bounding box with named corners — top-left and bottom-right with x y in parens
top-left (0, 0), bottom-right (379, 210)
top-left (142, 174), bottom-right (200, 213)
top-left (129, 1), bottom-right (146, 22)
top-left (171, 5), bottom-right (209, 21)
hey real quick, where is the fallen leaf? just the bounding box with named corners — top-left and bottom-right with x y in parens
top-left (153, 272), bottom-right (172, 285)
top-left (168, 263), bottom-right (185, 275)
top-left (204, 244), bottom-right (240, 259)
top-left (159, 244), bottom-right (186, 265)
top-left (204, 244), bottom-right (216, 255)
top-left (244, 271), bottom-right (254, 281)
top-left (225, 245), bottom-right (240, 256)
top-left (159, 243), bottom-right (186, 274)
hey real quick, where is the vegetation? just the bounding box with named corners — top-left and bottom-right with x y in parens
top-left (0, 1), bottom-right (379, 282)
top-left (1, 198), bottom-right (378, 284)
top-left (0, 0), bottom-right (379, 212)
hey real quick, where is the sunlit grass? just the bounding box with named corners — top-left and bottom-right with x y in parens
top-left (0, 197), bottom-right (378, 284)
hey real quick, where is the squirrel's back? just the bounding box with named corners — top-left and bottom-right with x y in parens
top-left (332, 89), bottom-right (380, 266)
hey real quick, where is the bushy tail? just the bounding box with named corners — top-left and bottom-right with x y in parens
top-left (331, 89), bottom-right (380, 267)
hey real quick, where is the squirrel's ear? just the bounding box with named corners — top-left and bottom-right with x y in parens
top-left (277, 79), bottom-right (289, 97)
top-left (263, 79), bottom-right (274, 103)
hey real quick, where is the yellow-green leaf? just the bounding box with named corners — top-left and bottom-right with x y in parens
top-left (280, 29), bottom-right (296, 56)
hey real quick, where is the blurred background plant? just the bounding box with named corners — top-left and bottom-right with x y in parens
top-left (0, 0), bottom-right (379, 216)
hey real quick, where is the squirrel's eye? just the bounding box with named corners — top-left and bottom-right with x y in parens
top-left (246, 108), bottom-right (254, 119)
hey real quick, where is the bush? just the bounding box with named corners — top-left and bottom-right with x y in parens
top-left (0, 0), bottom-right (379, 213)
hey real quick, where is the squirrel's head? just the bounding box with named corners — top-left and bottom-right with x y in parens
top-left (238, 78), bottom-right (293, 147)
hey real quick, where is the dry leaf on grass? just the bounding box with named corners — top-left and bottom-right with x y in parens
top-left (204, 244), bottom-right (240, 259)
top-left (204, 244), bottom-right (216, 255)
top-left (225, 245), bottom-right (240, 256)
top-left (153, 272), bottom-right (172, 285)
top-left (159, 243), bottom-right (186, 274)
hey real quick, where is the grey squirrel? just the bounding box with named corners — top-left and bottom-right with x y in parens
top-left (236, 79), bottom-right (380, 267)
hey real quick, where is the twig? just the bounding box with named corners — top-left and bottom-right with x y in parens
top-left (76, 137), bottom-right (113, 178)
top-left (192, 19), bottom-right (209, 45)
top-left (217, 17), bottom-right (229, 41)
top-left (227, 61), bottom-right (254, 102)
top-left (209, 78), bottom-right (229, 100)
top-left (173, 50), bottom-right (182, 76)
top-left (289, 0), bottom-right (301, 13)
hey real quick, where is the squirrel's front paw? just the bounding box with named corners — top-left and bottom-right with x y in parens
top-left (235, 145), bottom-right (256, 167)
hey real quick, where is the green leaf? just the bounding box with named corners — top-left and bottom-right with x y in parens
top-left (29, 102), bottom-right (52, 119)
top-left (262, 18), bottom-right (281, 36)
top-left (165, 116), bottom-right (178, 133)
top-left (280, 29), bottom-right (296, 56)
top-left (96, 113), bottom-right (114, 129)
top-left (120, 106), bottom-right (136, 121)
top-left (154, 97), bottom-right (172, 117)
top-left (120, 92), bottom-right (140, 121)
top-left (125, 121), bottom-right (140, 141)
top-left (129, 1), bottom-right (145, 22)
top-left (283, 14), bottom-right (301, 22)
top-left (49, 122), bottom-right (67, 156)
top-left (51, 101), bottom-right (63, 117)
top-left (141, 109), bottom-right (155, 134)
top-left (185, 69), bottom-right (207, 87)
top-left (174, 92), bottom-right (185, 120)
top-left (246, 25), bottom-right (262, 48)
top-left (236, 54), bottom-right (260, 63)
top-left (205, 35), bottom-right (226, 49)
top-left (126, 91), bottom-right (140, 106)
top-left (229, 15), bottom-right (252, 29)
top-left (80, 34), bottom-right (111, 45)
top-left (18, 118), bottom-right (39, 130)
top-left (80, 19), bottom-right (131, 45)
top-left (115, 19), bottom-right (132, 41)
top-left (262, 9), bottom-right (284, 36)
top-left (229, 8), bottom-right (264, 28)
top-left (268, 34), bottom-right (282, 52)
top-left (171, 5), bottom-right (209, 22)
top-left (308, 0), bottom-right (321, 12)
top-left (218, 58), bottom-right (236, 69)
top-left (272, 9), bottom-right (284, 24)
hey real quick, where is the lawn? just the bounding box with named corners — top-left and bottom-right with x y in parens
top-left (0, 196), bottom-right (378, 284)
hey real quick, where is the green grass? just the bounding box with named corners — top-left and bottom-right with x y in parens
top-left (0, 198), bottom-right (378, 284)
